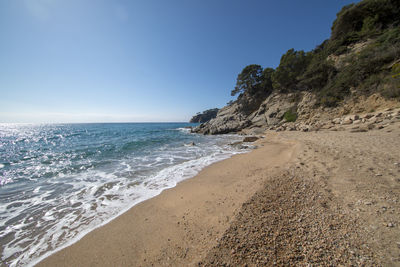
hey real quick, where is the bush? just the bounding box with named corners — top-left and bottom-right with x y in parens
top-left (382, 83), bottom-right (400, 98)
top-left (377, 27), bottom-right (400, 46)
top-left (299, 52), bottom-right (336, 91)
top-left (381, 63), bottom-right (400, 98)
top-left (317, 81), bottom-right (351, 107)
top-left (283, 110), bottom-right (297, 122)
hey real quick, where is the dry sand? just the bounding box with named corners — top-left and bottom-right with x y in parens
top-left (37, 119), bottom-right (400, 266)
top-left (37, 136), bottom-right (298, 266)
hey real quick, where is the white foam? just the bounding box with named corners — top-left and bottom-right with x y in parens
top-left (2, 134), bottom-right (249, 267)
top-left (175, 127), bottom-right (191, 133)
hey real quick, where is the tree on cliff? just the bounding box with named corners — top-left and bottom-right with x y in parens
top-left (231, 64), bottom-right (263, 96)
top-left (272, 49), bottom-right (311, 92)
top-left (261, 67), bottom-right (275, 93)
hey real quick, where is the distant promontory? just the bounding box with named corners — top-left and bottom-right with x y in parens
top-left (189, 108), bottom-right (219, 123)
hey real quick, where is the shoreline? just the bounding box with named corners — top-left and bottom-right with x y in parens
top-left (35, 119), bottom-right (400, 265)
top-left (36, 134), bottom-right (298, 266)
top-left (25, 134), bottom-right (248, 267)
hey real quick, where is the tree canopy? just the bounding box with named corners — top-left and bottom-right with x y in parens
top-left (231, 64), bottom-right (263, 97)
top-left (272, 49), bottom-right (311, 91)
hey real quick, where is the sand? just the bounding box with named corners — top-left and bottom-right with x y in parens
top-left (37, 120), bottom-right (400, 266)
top-left (37, 137), bottom-right (298, 266)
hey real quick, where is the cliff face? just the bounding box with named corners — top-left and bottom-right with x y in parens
top-left (193, 0), bottom-right (400, 135)
top-left (193, 91), bottom-right (312, 134)
top-left (189, 108), bottom-right (219, 123)
top-left (193, 90), bottom-right (400, 135)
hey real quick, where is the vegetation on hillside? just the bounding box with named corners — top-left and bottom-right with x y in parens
top-left (229, 0), bottom-right (400, 108)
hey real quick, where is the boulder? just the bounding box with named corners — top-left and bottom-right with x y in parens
top-left (192, 102), bottom-right (248, 134)
top-left (342, 115), bottom-right (359, 125)
top-left (243, 136), bottom-right (259, 142)
top-left (361, 113), bottom-right (374, 119)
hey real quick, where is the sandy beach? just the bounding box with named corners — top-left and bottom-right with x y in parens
top-left (37, 118), bottom-right (400, 266)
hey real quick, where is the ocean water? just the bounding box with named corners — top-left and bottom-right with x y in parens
top-left (0, 123), bottom-right (246, 266)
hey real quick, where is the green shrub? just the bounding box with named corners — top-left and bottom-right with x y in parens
top-left (377, 28), bottom-right (400, 46)
top-left (382, 83), bottom-right (400, 98)
top-left (392, 63), bottom-right (400, 78)
top-left (381, 64), bottom-right (400, 98)
top-left (299, 52), bottom-right (336, 91)
top-left (283, 110), bottom-right (297, 122)
top-left (361, 73), bottom-right (383, 93)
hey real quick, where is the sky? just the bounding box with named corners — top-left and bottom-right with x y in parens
top-left (0, 0), bottom-right (358, 123)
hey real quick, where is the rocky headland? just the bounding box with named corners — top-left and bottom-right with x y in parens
top-left (194, 91), bottom-right (400, 136)
top-left (192, 0), bottom-right (400, 136)
top-left (189, 108), bottom-right (219, 123)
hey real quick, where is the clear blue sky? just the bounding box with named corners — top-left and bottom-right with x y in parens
top-left (0, 0), bottom-right (358, 123)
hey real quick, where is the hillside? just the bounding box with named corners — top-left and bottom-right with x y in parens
top-left (193, 0), bottom-right (400, 135)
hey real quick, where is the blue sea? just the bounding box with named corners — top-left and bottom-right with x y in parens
top-left (0, 123), bottom-right (245, 266)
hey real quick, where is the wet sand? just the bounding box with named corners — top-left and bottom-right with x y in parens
top-left (38, 117), bottom-right (400, 266)
top-left (37, 136), bottom-right (298, 266)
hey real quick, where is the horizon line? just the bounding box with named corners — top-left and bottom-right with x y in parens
top-left (0, 121), bottom-right (194, 124)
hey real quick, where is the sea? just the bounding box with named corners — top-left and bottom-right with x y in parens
top-left (0, 123), bottom-right (247, 266)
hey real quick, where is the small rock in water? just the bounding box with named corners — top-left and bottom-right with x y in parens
top-left (185, 142), bottom-right (196, 146)
top-left (243, 136), bottom-right (259, 142)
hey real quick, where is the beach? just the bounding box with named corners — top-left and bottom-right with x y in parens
top-left (36, 135), bottom-right (297, 266)
top-left (2, 0), bottom-right (399, 266)
top-left (37, 121), bottom-right (400, 266)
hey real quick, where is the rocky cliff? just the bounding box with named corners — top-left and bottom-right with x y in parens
top-left (193, 0), bottom-right (400, 135)
top-left (193, 90), bottom-right (400, 135)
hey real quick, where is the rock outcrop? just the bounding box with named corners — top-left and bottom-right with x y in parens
top-left (192, 91), bottom-right (314, 134)
top-left (192, 90), bottom-right (400, 135)
top-left (193, 102), bottom-right (250, 134)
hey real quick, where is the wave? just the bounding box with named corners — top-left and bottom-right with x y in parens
top-left (0, 123), bottom-right (248, 266)
top-left (26, 145), bottom-right (247, 267)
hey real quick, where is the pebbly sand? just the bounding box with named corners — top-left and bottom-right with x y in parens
top-left (37, 120), bottom-right (400, 266)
